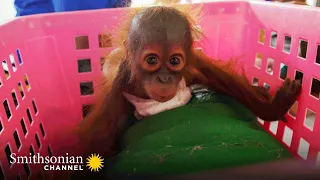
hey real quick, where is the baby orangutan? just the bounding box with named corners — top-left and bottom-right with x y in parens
top-left (78, 5), bottom-right (302, 157)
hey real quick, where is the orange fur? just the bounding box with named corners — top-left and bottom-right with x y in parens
top-left (77, 4), bottom-right (301, 157)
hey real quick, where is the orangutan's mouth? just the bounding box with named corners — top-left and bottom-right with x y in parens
top-left (149, 91), bottom-right (175, 102)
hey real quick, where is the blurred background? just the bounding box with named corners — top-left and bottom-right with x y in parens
top-left (0, 0), bottom-right (319, 25)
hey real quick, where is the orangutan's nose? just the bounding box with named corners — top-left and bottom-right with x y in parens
top-left (157, 75), bottom-right (172, 84)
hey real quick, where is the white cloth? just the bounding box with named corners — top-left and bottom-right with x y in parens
top-left (123, 78), bottom-right (192, 120)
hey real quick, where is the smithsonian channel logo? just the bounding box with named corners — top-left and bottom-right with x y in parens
top-left (10, 153), bottom-right (104, 172)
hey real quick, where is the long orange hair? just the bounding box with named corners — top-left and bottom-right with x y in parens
top-left (77, 3), bottom-right (299, 157)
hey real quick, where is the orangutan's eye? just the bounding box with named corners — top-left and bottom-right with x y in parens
top-left (170, 56), bottom-right (181, 66)
top-left (146, 55), bottom-right (158, 65)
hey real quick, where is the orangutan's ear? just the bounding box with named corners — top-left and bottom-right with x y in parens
top-left (123, 40), bottom-right (127, 48)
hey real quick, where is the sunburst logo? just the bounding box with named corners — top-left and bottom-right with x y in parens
top-left (86, 154), bottom-right (104, 172)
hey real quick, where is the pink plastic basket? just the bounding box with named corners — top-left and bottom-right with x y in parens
top-left (1, 0), bottom-right (320, 179)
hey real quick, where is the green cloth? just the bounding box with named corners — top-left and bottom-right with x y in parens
top-left (110, 89), bottom-right (292, 178)
top-left (280, 65), bottom-right (288, 80)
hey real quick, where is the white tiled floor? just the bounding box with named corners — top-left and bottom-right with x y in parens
top-left (0, 0), bottom-right (170, 25)
top-left (2, 0), bottom-right (317, 26)
top-left (0, 0), bottom-right (16, 25)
